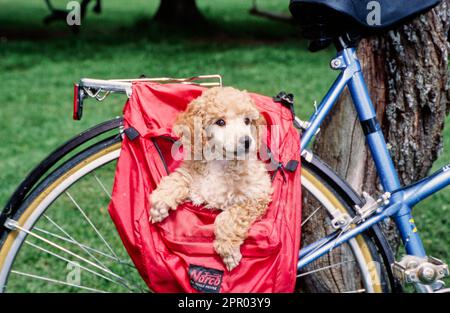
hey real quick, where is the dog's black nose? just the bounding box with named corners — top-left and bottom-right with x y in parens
top-left (240, 136), bottom-right (252, 150)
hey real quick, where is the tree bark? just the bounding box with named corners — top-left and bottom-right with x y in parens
top-left (301, 1), bottom-right (450, 292)
top-left (153, 0), bottom-right (206, 26)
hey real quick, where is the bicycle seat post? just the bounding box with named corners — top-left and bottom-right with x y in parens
top-left (334, 32), bottom-right (360, 53)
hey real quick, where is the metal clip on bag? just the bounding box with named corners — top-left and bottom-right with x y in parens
top-left (108, 82), bottom-right (302, 292)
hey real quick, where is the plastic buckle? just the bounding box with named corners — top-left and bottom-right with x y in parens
top-left (273, 91), bottom-right (295, 116)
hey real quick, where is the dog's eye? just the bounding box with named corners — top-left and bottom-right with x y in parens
top-left (244, 118), bottom-right (251, 125)
top-left (215, 119), bottom-right (226, 127)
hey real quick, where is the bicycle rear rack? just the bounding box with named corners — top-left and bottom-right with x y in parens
top-left (73, 74), bottom-right (223, 120)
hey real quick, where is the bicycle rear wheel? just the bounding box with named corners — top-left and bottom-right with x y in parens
top-left (0, 125), bottom-right (395, 293)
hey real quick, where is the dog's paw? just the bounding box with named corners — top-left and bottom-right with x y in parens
top-left (149, 205), bottom-right (169, 223)
top-left (149, 192), bottom-right (171, 223)
top-left (213, 240), bottom-right (242, 271)
top-left (222, 249), bottom-right (242, 271)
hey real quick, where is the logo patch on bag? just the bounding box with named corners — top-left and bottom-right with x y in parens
top-left (188, 264), bottom-right (223, 293)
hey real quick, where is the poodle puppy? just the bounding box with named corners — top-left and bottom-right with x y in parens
top-left (149, 87), bottom-right (273, 271)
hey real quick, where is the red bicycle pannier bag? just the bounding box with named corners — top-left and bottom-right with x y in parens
top-left (108, 82), bottom-right (302, 293)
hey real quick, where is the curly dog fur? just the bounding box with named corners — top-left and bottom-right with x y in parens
top-left (149, 87), bottom-right (273, 271)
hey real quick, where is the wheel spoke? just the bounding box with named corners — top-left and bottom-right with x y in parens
top-left (65, 191), bottom-right (119, 260)
top-left (11, 223), bottom-right (136, 288)
top-left (10, 270), bottom-right (108, 293)
top-left (297, 259), bottom-right (356, 277)
top-left (302, 206), bottom-right (321, 226)
top-left (92, 172), bottom-right (112, 199)
top-left (43, 214), bottom-right (112, 271)
top-left (24, 241), bottom-right (137, 292)
top-left (33, 226), bottom-right (123, 263)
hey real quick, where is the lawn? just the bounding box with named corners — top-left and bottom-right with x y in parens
top-left (0, 0), bottom-right (448, 292)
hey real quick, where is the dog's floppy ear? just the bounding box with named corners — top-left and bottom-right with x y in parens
top-left (173, 98), bottom-right (205, 160)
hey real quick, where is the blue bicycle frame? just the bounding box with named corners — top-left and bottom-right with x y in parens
top-left (297, 46), bottom-right (450, 270)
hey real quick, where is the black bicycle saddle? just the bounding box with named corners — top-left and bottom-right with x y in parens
top-left (289, 0), bottom-right (441, 51)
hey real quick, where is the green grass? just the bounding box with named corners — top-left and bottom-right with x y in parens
top-left (0, 0), bottom-right (448, 292)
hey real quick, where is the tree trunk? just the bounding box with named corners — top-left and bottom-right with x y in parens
top-left (153, 0), bottom-right (206, 26)
top-left (301, 1), bottom-right (450, 292)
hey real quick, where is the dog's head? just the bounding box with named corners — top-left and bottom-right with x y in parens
top-left (173, 87), bottom-right (266, 161)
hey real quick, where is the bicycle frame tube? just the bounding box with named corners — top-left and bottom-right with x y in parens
top-left (301, 48), bottom-right (405, 193)
top-left (403, 164), bottom-right (450, 208)
top-left (298, 47), bottom-right (450, 270)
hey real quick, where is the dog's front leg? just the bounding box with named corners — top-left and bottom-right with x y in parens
top-left (213, 199), bottom-right (270, 271)
top-left (149, 169), bottom-right (191, 223)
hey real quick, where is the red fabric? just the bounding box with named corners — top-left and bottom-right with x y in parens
top-left (108, 82), bottom-right (302, 293)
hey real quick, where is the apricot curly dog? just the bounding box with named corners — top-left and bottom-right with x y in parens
top-left (149, 87), bottom-right (273, 271)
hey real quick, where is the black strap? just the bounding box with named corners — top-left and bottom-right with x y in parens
top-left (271, 162), bottom-right (287, 182)
top-left (285, 160), bottom-right (299, 172)
top-left (264, 145), bottom-right (299, 182)
top-left (360, 117), bottom-right (380, 136)
top-left (124, 127), bottom-right (140, 141)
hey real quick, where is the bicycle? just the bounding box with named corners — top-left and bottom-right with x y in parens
top-left (0, 1), bottom-right (448, 293)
